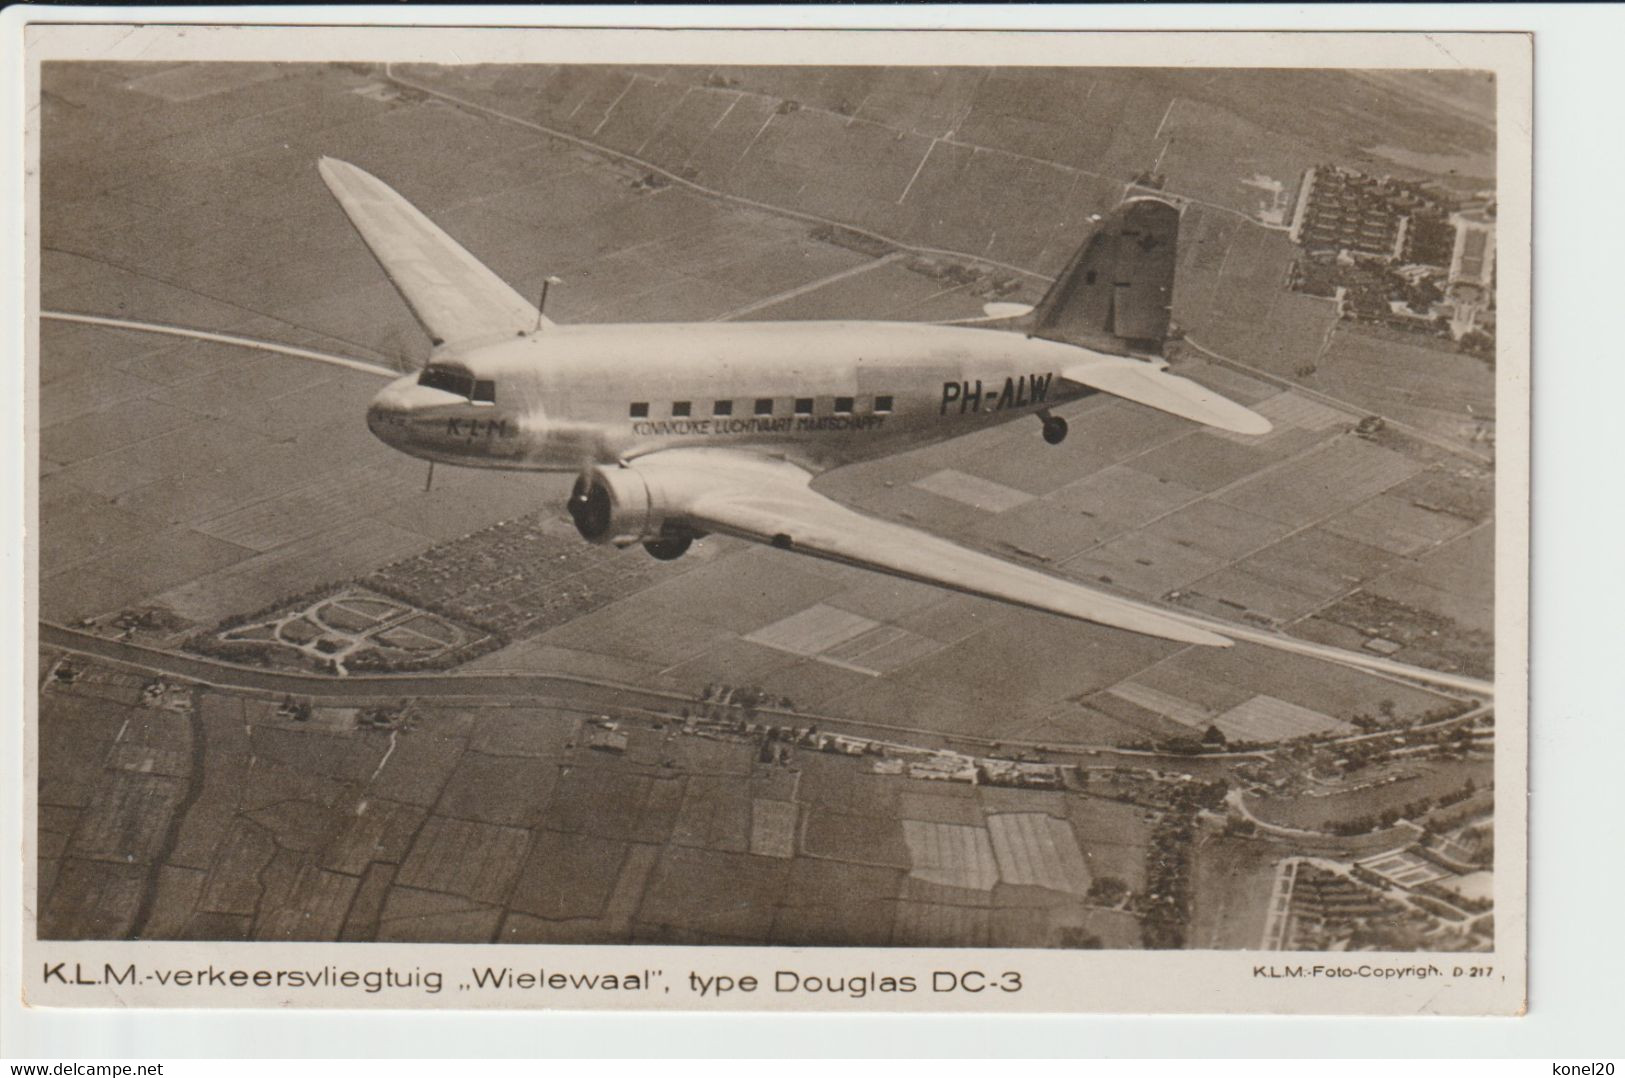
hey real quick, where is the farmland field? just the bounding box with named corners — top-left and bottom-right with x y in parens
top-left (37, 61), bottom-right (1501, 955)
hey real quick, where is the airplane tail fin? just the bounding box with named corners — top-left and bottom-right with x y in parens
top-left (1028, 196), bottom-right (1180, 356)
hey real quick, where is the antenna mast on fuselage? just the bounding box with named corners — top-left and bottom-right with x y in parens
top-left (534, 275), bottom-right (563, 334)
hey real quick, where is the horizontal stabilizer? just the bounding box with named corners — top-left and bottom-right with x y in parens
top-left (983, 301), bottom-right (1035, 320)
top-left (934, 301), bottom-right (1036, 328)
top-left (1061, 354), bottom-right (1273, 435)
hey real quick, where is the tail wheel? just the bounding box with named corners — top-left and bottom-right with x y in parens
top-left (1041, 414), bottom-right (1069, 445)
top-left (643, 535), bottom-right (693, 561)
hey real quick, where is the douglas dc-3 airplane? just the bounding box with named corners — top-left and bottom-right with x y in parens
top-left (318, 157), bottom-right (1274, 650)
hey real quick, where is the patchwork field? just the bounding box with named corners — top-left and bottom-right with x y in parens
top-left (37, 671), bottom-right (1177, 947)
top-left (33, 62), bottom-right (1504, 960)
top-left (40, 62), bottom-right (1492, 764)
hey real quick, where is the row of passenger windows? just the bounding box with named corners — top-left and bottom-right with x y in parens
top-left (631, 395), bottom-right (893, 419)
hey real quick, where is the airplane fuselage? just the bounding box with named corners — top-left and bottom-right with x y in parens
top-left (366, 320), bottom-right (1108, 474)
top-left (317, 158), bottom-right (1271, 649)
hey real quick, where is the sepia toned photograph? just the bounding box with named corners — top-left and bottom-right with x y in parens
top-left (17, 22), bottom-right (1529, 1015)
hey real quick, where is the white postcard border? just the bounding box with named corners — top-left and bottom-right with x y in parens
top-left (7, 12), bottom-right (1533, 1025)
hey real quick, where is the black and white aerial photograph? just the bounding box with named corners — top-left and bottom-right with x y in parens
top-left (31, 44), bottom-right (1515, 969)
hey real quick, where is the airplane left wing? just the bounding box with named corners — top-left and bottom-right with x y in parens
top-left (600, 449), bottom-right (1231, 647)
top-left (318, 157), bottom-right (549, 349)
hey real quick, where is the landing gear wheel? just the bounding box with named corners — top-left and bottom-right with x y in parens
top-left (1041, 415), bottom-right (1069, 445)
top-left (643, 535), bottom-right (693, 561)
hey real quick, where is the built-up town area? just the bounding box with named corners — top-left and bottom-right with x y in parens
top-left (1287, 165), bottom-right (1496, 361)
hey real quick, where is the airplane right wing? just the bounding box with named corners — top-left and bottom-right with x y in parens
top-left (318, 157), bottom-right (549, 349)
top-left (582, 448), bottom-right (1231, 648)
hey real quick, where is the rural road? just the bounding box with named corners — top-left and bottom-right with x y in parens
top-left (41, 621), bottom-right (1489, 768)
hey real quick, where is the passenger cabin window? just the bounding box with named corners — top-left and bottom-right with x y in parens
top-left (834, 396), bottom-right (854, 415)
top-left (472, 380), bottom-right (496, 405)
top-left (754, 398), bottom-right (774, 416)
top-left (713, 400), bottom-right (733, 417)
top-left (874, 395), bottom-right (894, 414)
top-left (794, 398), bottom-right (814, 416)
top-left (418, 365), bottom-right (474, 398)
top-left (672, 401), bottom-right (692, 417)
top-left (630, 402), bottom-right (649, 418)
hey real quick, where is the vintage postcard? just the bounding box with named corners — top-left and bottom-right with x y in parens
top-left (14, 19), bottom-right (1529, 1015)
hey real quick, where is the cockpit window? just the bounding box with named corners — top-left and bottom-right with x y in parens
top-left (472, 380), bottom-right (496, 404)
top-left (418, 365), bottom-right (475, 398)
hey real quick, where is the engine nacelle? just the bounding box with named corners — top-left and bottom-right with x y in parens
top-left (568, 466), bottom-right (665, 546)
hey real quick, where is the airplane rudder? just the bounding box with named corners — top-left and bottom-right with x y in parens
top-left (1032, 196), bottom-right (1182, 355)
top-left (1112, 197), bottom-right (1181, 349)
